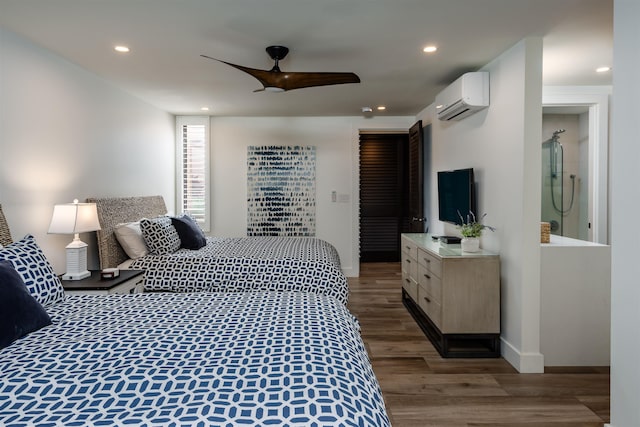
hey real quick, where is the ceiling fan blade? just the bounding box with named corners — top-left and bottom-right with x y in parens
top-left (201, 55), bottom-right (280, 90)
top-left (201, 54), bottom-right (360, 92)
top-left (270, 71), bottom-right (361, 91)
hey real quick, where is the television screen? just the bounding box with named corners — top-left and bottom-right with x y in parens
top-left (437, 168), bottom-right (476, 225)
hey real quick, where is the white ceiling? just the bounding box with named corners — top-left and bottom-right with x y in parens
top-left (0, 0), bottom-right (612, 117)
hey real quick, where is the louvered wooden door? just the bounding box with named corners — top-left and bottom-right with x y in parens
top-left (408, 121), bottom-right (425, 232)
top-left (359, 133), bottom-right (409, 262)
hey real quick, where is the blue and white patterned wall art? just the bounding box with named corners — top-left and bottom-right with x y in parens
top-left (247, 145), bottom-right (316, 236)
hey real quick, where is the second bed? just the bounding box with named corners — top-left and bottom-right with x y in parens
top-left (89, 196), bottom-right (349, 304)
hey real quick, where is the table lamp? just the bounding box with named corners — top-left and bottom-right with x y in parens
top-left (48, 199), bottom-right (101, 280)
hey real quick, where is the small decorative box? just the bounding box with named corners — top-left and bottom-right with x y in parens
top-left (540, 222), bottom-right (551, 243)
top-left (101, 268), bottom-right (120, 279)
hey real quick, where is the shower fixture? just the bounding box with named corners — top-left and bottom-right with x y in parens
top-left (547, 129), bottom-right (575, 216)
top-left (550, 129), bottom-right (565, 178)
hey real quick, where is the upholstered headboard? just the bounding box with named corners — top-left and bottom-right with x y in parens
top-left (87, 196), bottom-right (167, 268)
top-left (0, 204), bottom-right (14, 246)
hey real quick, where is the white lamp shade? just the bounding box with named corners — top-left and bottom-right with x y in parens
top-left (48, 202), bottom-right (101, 234)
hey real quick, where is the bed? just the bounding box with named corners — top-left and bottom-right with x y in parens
top-left (88, 196), bottom-right (349, 304)
top-left (0, 292), bottom-right (389, 426)
top-left (0, 208), bottom-right (390, 426)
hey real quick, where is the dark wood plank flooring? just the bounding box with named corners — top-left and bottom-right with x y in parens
top-left (348, 262), bottom-right (610, 427)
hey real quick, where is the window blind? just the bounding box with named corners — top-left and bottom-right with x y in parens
top-left (180, 123), bottom-right (207, 227)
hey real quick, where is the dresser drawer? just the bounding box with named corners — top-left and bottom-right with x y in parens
top-left (402, 274), bottom-right (418, 301)
top-left (402, 253), bottom-right (418, 280)
top-left (418, 248), bottom-right (442, 278)
top-left (418, 284), bottom-right (442, 328)
top-left (418, 263), bottom-right (442, 303)
top-left (401, 236), bottom-right (419, 260)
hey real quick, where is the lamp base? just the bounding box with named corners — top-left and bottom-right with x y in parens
top-left (62, 270), bottom-right (91, 281)
top-left (64, 238), bottom-right (90, 281)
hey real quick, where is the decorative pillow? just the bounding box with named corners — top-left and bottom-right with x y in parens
top-left (183, 212), bottom-right (205, 232)
top-left (0, 260), bottom-right (52, 350)
top-left (0, 235), bottom-right (65, 307)
top-left (114, 222), bottom-right (149, 259)
top-left (140, 217), bottom-right (181, 255)
top-left (171, 214), bottom-right (206, 250)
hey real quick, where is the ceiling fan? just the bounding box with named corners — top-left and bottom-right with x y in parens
top-left (201, 45), bottom-right (360, 92)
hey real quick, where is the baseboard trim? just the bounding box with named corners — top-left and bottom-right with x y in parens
top-left (501, 337), bottom-right (545, 373)
top-left (342, 266), bottom-right (358, 277)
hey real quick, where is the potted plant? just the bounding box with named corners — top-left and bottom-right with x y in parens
top-left (457, 211), bottom-right (495, 252)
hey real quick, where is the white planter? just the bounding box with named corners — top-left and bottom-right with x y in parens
top-left (461, 237), bottom-right (480, 252)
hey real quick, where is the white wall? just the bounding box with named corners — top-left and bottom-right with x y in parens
top-left (416, 38), bottom-right (544, 372)
top-left (540, 237), bottom-right (610, 366)
top-left (609, 0), bottom-right (640, 425)
top-left (209, 116), bottom-right (415, 276)
top-left (0, 27), bottom-right (175, 273)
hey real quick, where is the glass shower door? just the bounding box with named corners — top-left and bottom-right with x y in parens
top-left (541, 139), bottom-right (564, 236)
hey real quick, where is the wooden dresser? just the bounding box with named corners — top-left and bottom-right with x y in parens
top-left (401, 233), bottom-right (501, 357)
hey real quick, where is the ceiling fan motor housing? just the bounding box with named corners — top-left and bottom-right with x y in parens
top-left (266, 45), bottom-right (289, 61)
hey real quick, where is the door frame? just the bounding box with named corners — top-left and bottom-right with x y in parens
top-left (543, 86), bottom-right (611, 244)
top-left (358, 132), bottom-right (410, 262)
top-left (350, 120), bottom-right (415, 276)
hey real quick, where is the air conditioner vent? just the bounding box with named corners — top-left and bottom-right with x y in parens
top-left (435, 72), bottom-right (489, 121)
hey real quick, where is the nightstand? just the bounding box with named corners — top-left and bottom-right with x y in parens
top-left (61, 270), bottom-right (145, 295)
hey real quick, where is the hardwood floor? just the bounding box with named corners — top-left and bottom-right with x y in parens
top-left (348, 263), bottom-right (610, 427)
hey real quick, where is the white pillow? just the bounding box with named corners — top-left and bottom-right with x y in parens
top-left (114, 222), bottom-right (149, 259)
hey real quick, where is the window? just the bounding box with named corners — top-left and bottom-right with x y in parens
top-left (176, 116), bottom-right (210, 232)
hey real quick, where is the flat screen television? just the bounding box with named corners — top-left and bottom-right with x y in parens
top-left (437, 168), bottom-right (476, 225)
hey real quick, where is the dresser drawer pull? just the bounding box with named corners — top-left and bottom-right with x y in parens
top-left (423, 296), bottom-right (431, 303)
top-left (423, 273), bottom-right (431, 280)
top-left (423, 258), bottom-right (431, 264)
top-left (405, 278), bottom-right (411, 283)
top-left (405, 259), bottom-right (411, 263)
top-left (406, 245), bottom-right (412, 250)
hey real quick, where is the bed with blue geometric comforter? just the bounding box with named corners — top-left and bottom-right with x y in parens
top-left (129, 237), bottom-right (350, 305)
top-left (90, 196), bottom-right (350, 305)
top-left (0, 291), bottom-right (389, 426)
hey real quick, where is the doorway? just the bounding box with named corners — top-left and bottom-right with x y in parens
top-left (542, 88), bottom-right (610, 244)
top-left (359, 133), bottom-right (409, 262)
top-left (541, 110), bottom-right (589, 240)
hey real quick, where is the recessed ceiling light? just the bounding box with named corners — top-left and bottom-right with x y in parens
top-left (114, 45), bottom-right (130, 53)
top-left (596, 66), bottom-right (611, 73)
top-left (377, 106), bottom-right (386, 111)
top-left (200, 107), bottom-right (210, 111)
top-left (423, 46), bottom-right (437, 53)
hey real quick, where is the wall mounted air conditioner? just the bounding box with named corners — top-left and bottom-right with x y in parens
top-left (435, 71), bottom-right (489, 121)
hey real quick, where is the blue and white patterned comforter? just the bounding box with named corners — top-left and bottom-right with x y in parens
top-left (0, 292), bottom-right (390, 427)
top-left (129, 237), bottom-right (349, 305)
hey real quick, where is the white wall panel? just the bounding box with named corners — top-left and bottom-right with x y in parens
top-left (415, 38), bottom-right (544, 372)
top-left (0, 28), bottom-right (175, 273)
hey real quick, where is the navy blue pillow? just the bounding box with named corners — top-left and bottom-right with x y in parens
top-left (171, 215), bottom-right (206, 250)
top-left (0, 260), bottom-right (52, 350)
